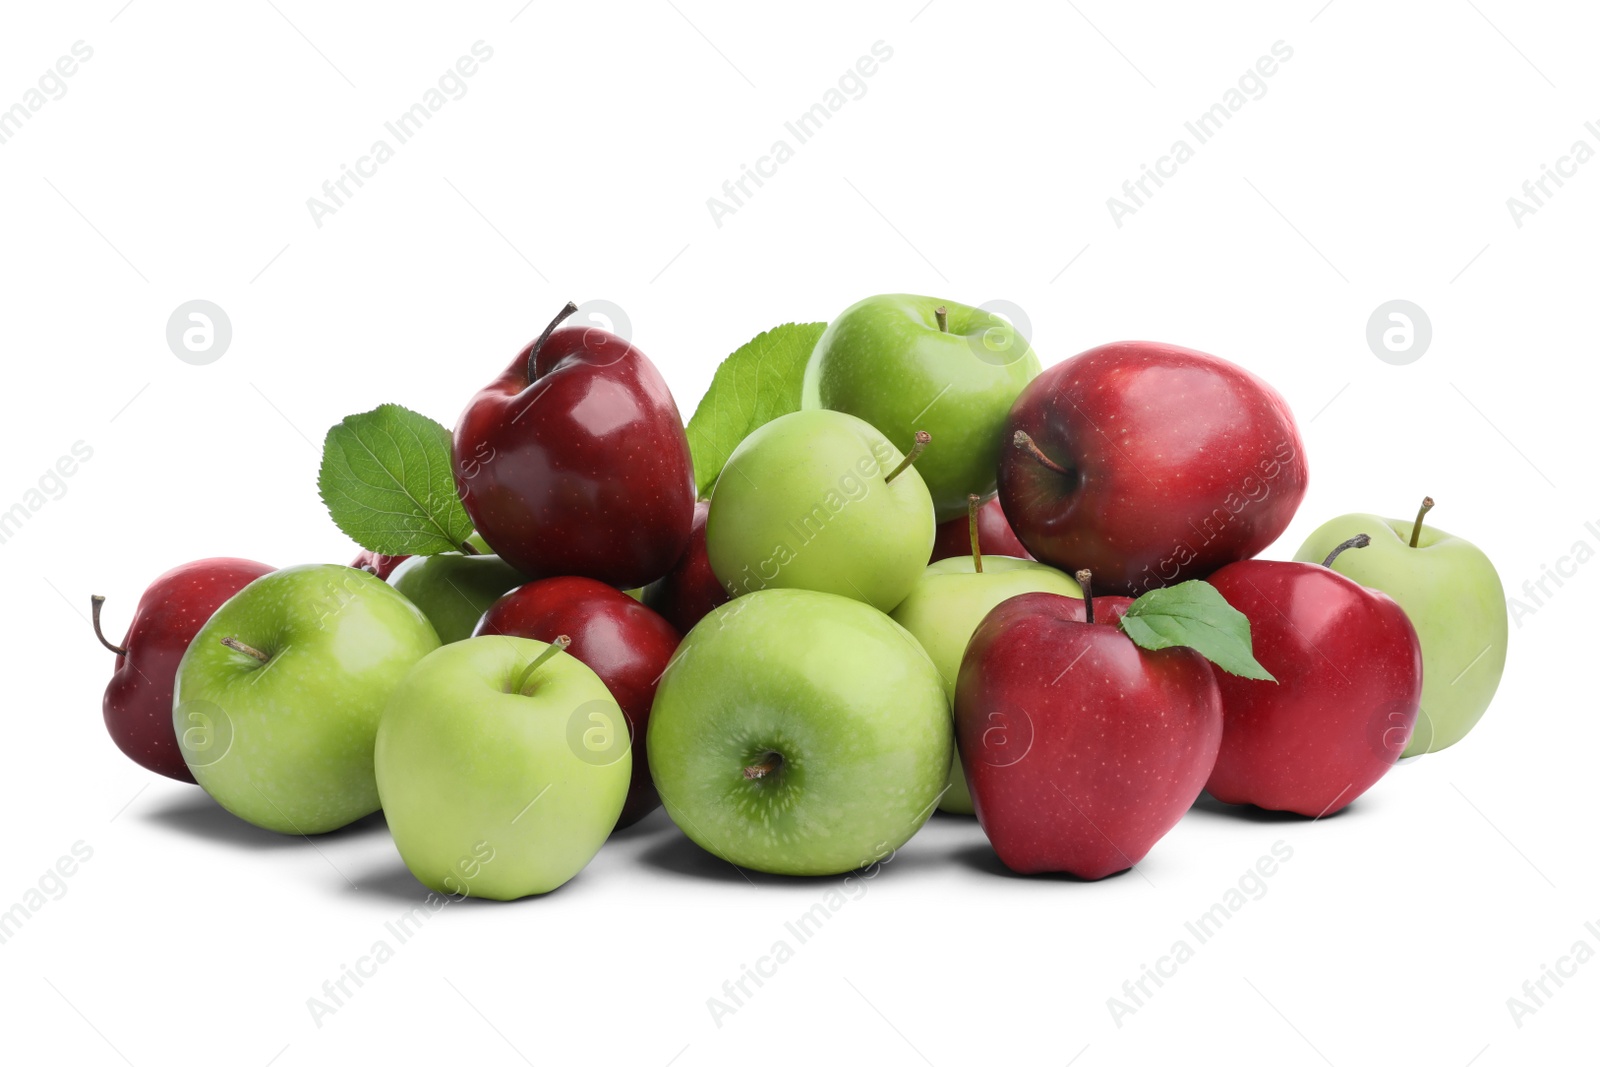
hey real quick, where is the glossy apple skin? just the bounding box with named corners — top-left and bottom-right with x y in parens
top-left (648, 588), bottom-right (950, 876)
top-left (349, 550), bottom-right (409, 580)
top-left (375, 637), bottom-right (630, 899)
top-left (101, 558), bottom-right (275, 782)
top-left (890, 556), bottom-right (1080, 815)
top-left (452, 324), bottom-right (696, 589)
top-left (998, 342), bottom-right (1309, 595)
top-left (642, 500), bottom-right (728, 633)
top-left (475, 577), bottom-right (679, 828)
top-left (174, 565), bottom-right (440, 834)
top-left (1205, 560), bottom-right (1423, 816)
top-left (929, 496), bottom-right (1030, 563)
top-left (1294, 516), bottom-right (1505, 756)
top-left (803, 295), bottom-right (1042, 520)
top-left (955, 591), bottom-right (1220, 879)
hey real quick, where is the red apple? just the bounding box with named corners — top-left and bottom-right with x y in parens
top-left (1204, 537), bottom-right (1423, 816)
top-left (474, 576), bottom-right (680, 827)
top-left (93, 558), bottom-right (275, 782)
top-left (642, 500), bottom-right (728, 634)
top-left (955, 586), bottom-right (1222, 879)
top-left (929, 495), bottom-right (1031, 563)
top-left (349, 549), bottom-right (408, 580)
top-left (998, 341), bottom-right (1308, 595)
top-left (453, 303), bottom-right (696, 589)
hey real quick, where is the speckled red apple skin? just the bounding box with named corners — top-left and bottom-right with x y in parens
top-left (642, 500), bottom-right (729, 635)
top-left (929, 496), bottom-right (1031, 563)
top-left (1205, 560), bottom-right (1423, 817)
top-left (955, 592), bottom-right (1221, 880)
top-left (998, 342), bottom-right (1309, 596)
top-left (102, 558), bottom-right (275, 782)
top-left (453, 325), bottom-right (696, 589)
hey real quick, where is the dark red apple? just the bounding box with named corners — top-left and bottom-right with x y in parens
top-left (930, 495), bottom-right (1031, 563)
top-left (642, 500), bottom-right (728, 634)
top-left (1205, 537), bottom-right (1423, 817)
top-left (93, 558), bottom-right (274, 781)
top-left (955, 587), bottom-right (1221, 879)
top-left (349, 549), bottom-right (408, 580)
top-left (452, 303), bottom-right (696, 589)
top-left (998, 341), bottom-right (1308, 595)
top-left (474, 576), bottom-right (680, 828)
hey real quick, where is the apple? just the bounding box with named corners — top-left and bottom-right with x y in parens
top-left (387, 551), bottom-right (525, 643)
top-left (929, 494), bottom-right (1030, 563)
top-left (955, 579), bottom-right (1228, 879)
top-left (643, 500), bottom-right (729, 633)
top-left (349, 550), bottom-right (408, 580)
top-left (453, 302), bottom-right (697, 589)
top-left (1293, 498), bottom-right (1506, 755)
top-left (891, 497), bottom-right (1080, 814)
top-left (998, 341), bottom-right (1309, 595)
top-left (92, 558), bottom-right (274, 782)
top-left (803, 295), bottom-right (1041, 520)
top-left (705, 409), bottom-right (935, 614)
top-left (474, 576), bottom-right (680, 828)
top-left (647, 588), bottom-right (950, 876)
top-left (173, 564), bottom-right (439, 834)
top-left (1206, 536), bottom-right (1424, 816)
top-left (376, 636), bottom-right (631, 899)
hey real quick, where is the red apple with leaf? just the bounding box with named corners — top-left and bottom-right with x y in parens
top-left (955, 573), bottom-right (1271, 879)
top-left (1204, 535), bottom-right (1424, 816)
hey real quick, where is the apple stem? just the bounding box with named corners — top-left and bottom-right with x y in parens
top-left (89, 596), bottom-right (126, 656)
top-left (743, 752), bottom-right (783, 780)
top-left (1013, 430), bottom-right (1070, 476)
top-left (221, 636), bottom-right (270, 664)
top-left (1076, 569), bottom-right (1094, 624)
top-left (526, 301), bottom-right (580, 381)
top-left (1409, 496), bottom-right (1435, 548)
top-left (459, 540), bottom-right (480, 556)
top-left (884, 431), bottom-right (931, 484)
top-left (968, 494), bottom-right (983, 573)
top-left (1320, 534), bottom-right (1372, 569)
top-left (934, 306), bottom-right (948, 333)
top-left (513, 635), bottom-right (571, 694)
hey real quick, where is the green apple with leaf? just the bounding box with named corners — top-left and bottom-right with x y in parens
top-left (376, 636), bottom-right (631, 899)
top-left (648, 588), bottom-right (950, 876)
top-left (891, 497), bottom-right (1082, 814)
top-left (705, 408), bottom-right (935, 613)
top-left (173, 564), bottom-right (440, 834)
top-left (1294, 497), bottom-right (1507, 755)
top-left (803, 295), bottom-right (1041, 520)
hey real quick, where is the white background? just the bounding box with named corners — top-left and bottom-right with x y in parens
top-left (0, 1), bottom-right (1593, 1064)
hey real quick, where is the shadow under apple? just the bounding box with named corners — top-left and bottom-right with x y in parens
top-left (141, 790), bottom-right (390, 849)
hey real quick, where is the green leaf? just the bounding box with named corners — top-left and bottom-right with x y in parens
top-left (317, 404), bottom-right (475, 556)
top-left (684, 322), bottom-right (827, 496)
top-left (1119, 580), bottom-right (1276, 681)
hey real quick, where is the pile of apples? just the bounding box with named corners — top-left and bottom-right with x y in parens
top-left (92, 295), bottom-right (1509, 899)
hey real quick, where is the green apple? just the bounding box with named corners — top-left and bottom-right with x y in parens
top-left (375, 636), bottom-right (631, 900)
top-left (803, 294), bottom-right (1041, 521)
top-left (388, 551), bottom-right (525, 643)
top-left (1293, 499), bottom-right (1507, 755)
top-left (647, 588), bottom-right (950, 875)
top-left (705, 409), bottom-right (935, 614)
top-left (892, 552), bottom-right (1082, 814)
top-left (173, 564), bottom-right (440, 834)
